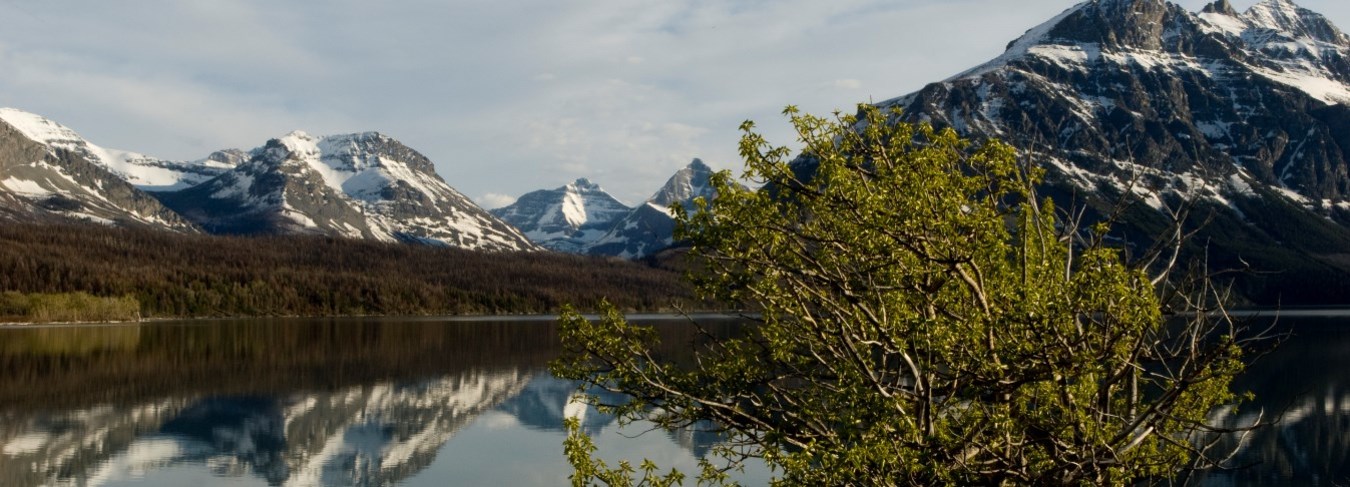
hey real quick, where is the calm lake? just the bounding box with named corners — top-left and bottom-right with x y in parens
top-left (0, 314), bottom-right (1345, 486)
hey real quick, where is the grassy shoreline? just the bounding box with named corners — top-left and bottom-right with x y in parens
top-left (0, 291), bottom-right (141, 325)
top-left (0, 309), bottom-right (751, 327)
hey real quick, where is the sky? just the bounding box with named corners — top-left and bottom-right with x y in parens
top-left (1, 0), bottom-right (1348, 207)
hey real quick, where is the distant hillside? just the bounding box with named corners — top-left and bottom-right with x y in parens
top-left (0, 222), bottom-right (695, 318)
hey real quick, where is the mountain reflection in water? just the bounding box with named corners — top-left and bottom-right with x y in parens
top-left (0, 317), bottom-right (752, 487)
top-left (5, 314), bottom-right (1347, 486)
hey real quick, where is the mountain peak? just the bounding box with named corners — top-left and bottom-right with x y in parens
top-left (0, 107), bottom-right (84, 148)
top-left (649, 159), bottom-right (715, 209)
top-left (1041, 0), bottom-right (1193, 51)
top-left (568, 177), bottom-right (599, 190)
top-left (1242, 0), bottom-right (1347, 45)
top-left (1201, 0), bottom-right (1237, 16)
top-left (280, 130), bottom-right (316, 142)
top-left (1246, 0), bottom-right (1307, 26)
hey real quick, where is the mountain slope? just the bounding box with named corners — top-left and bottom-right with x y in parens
top-left (875, 0), bottom-right (1350, 303)
top-left (490, 178), bottom-right (631, 252)
top-left (156, 131), bottom-right (537, 251)
top-left (0, 108), bottom-right (236, 191)
top-left (586, 159), bottom-right (717, 258)
top-left (0, 108), bottom-right (199, 230)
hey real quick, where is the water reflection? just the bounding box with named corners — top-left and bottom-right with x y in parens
top-left (8, 315), bottom-right (1346, 485)
top-left (0, 318), bottom-right (747, 487)
top-left (1194, 317), bottom-right (1350, 486)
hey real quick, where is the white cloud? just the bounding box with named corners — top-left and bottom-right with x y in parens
top-left (478, 193), bottom-right (518, 210)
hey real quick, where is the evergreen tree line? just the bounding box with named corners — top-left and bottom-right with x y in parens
top-left (0, 222), bottom-right (696, 318)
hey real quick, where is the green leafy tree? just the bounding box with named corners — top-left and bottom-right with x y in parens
top-left (553, 105), bottom-right (1255, 485)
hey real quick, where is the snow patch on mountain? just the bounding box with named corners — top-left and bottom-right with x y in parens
top-left (917, 0), bottom-right (1350, 110)
top-left (1196, 0), bottom-right (1350, 104)
top-left (945, 3), bottom-right (1090, 82)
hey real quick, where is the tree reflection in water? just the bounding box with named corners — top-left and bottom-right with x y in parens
top-left (0, 317), bottom-right (748, 487)
top-left (1193, 316), bottom-right (1350, 486)
top-left (10, 315), bottom-right (1346, 486)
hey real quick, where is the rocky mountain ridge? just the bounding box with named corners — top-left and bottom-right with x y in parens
top-left (585, 159), bottom-right (718, 258)
top-left (497, 159), bottom-right (719, 258)
top-left (156, 130), bottom-right (535, 251)
top-left (877, 0), bottom-right (1350, 303)
top-left (0, 109), bottom-right (536, 251)
top-left (0, 108), bottom-right (200, 230)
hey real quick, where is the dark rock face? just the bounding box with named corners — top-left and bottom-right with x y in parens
top-left (1202, 0), bottom-right (1237, 16)
top-left (873, 0), bottom-right (1350, 303)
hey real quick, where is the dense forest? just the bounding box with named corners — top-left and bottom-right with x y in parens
top-left (0, 222), bottom-right (697, 319)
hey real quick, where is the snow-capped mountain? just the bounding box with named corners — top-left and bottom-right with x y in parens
top-left (872, 0), bottom-right (1350, 303)
top-left (0, 108), bottom-right (535, 252)
top-left (0, 108), bottom-right (200, 230)
top-left (585, 159), bottom-right (718, 259)
top-left (154, 131), bottom-right (537, 251)
top-left (887, 0), bottom-right (1350, 204)
top-left (490, 178), bottom-right (631, 252)
top-left (0, 108), bottom-right (237, 192)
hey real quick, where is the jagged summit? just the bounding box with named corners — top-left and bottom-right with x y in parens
top-left (1202, 0), bottom-right (1238, 16)
top-left (1243, 0), bottom-right (1349, 44)
top-left (1046, 0), bottom-right (1196, 50)
top-left (650, 158), bottom-right (715, 208)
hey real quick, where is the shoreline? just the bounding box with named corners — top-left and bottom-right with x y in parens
top-left (0, 310), bottom-right (757, 329)
top-left (6, 307), bottom-right (1349, 329)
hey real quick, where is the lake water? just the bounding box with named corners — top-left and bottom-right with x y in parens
top-left (0, 314), bottom-right (1345, 486)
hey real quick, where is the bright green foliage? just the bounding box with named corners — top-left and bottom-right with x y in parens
top-left (553, 105), bottom-right (1247, 485)
top-left (0, 291), bottom-right (141, 323)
